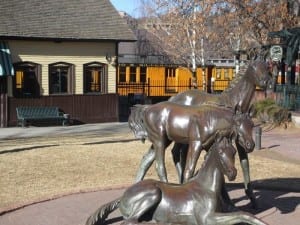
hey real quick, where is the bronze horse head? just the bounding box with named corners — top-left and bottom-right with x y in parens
top-left (247, 60), bottom-right (273, 90)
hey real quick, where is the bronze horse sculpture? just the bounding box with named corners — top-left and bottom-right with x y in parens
top-left (130, 60), bottom-right (272, 207)
top-left (130, 102), bottom-right (255, 184)
top-left (86, 136), bottom-right (268, 225)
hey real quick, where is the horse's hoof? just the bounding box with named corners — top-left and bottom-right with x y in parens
top-left (250, 198), bottom-right (257, 209)
top-left (245, 189), bottom-right (257, 209)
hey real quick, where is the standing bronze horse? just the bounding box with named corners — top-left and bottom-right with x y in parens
top-left (86, 136), bottom-right (268, 225)
top-left (131, 60), bottom-right (272, 207)
top-left (131, 102), bottom-right (255, 184)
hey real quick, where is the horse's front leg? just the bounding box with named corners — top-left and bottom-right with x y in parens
top-left (236, 140), bottom-right (257, 208)
top-left (154, 139), bottom-right (172, 183)
top-left (207, 211), bottom-right (269, 225)
top-left (183, 140), bottom-right (202, 182)
top-left (135, 144), bottom-right (156, 182)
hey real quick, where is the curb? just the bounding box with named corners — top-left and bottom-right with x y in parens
top-left (0, 184), bottom-right (131, 216)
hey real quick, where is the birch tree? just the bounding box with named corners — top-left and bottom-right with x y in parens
top-left (140, 0), bottom-right (218, 87)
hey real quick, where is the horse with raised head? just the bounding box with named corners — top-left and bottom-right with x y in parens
top-left (131, 60), bottom-right (272, 207)
top-left (86, 136), bottom-right (268, 225)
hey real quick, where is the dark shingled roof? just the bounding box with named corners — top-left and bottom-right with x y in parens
top-left (0, 0), bottom-right (136, 41)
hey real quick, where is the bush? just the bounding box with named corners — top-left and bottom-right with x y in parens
top-left (253, 99), bottom-right (291, 127)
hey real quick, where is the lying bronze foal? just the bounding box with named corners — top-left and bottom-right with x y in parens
top-left (86, 136), bottom-right (268, 225)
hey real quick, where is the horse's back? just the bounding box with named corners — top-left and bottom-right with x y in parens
top-left (169, 89), bottom-right (224, 106)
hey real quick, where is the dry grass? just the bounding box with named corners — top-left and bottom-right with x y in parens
top-left (0, 132), bottom-right (299, 210)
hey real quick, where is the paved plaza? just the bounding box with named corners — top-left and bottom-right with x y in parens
top-left (0, 122), bottom-right (299, 225)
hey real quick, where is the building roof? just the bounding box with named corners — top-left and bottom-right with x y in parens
top-left (0, 0), bottom-right (136, 42)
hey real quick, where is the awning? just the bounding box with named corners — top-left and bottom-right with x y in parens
top-left (0, 41), bottom-right (14, 76)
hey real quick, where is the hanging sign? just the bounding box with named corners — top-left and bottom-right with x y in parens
top-left (270, 45), bottom-right (283, 62)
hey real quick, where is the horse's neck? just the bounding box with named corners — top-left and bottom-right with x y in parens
top-left (222, 73), bottom-right (255, 112)
top-left (195, 153), bottom-right (224, 193)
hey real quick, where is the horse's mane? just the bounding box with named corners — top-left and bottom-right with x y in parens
top-left (222, 61), bottom-right (250, 94)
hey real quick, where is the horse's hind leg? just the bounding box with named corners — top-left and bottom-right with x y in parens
top-left (135, 145), bottom-right (156, 182)
top-left (236, 141), bottom-right (256, 208)
top-left (171, 143), bottom-right (188, 183)
top-left (183, 140), bottom-right (202, 182)
top-left (120, 183), bottom-right (162, 223)
top-left (207, 212), bottom-right (268, 225)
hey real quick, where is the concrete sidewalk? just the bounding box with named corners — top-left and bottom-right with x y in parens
top-left (0, 122), bottom-right (130, 140)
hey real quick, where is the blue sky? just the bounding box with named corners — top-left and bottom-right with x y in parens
top-left (110, 0), bottom-right (141, 17)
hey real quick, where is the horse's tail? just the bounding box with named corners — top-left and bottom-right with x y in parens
top-left (128, 104), bottom-right (149, 142)
top-left (85, 198), bottom-right (121, 225)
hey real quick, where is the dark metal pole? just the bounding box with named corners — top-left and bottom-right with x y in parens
top-left (255, 126), bottom-right (262, 150)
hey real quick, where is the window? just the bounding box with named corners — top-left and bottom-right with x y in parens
top-left (49, 62), bottom-right (74, 94)
top-left (119, 66), bottom-right (126, 82)
top-left (140, 67), bottom-right (147, 83)
top-left (83, 62), bottom-right (107, 93)
top-left (130, 67), bottom-right (136, 82)
top-left (13, 62), bottom-right (41, 98)
top-left (216, 68), bottom-right (221, 79)
top-left (224, 69), bottom-right (229, 79)
top-left (165, 67), bottom-right (177, 93)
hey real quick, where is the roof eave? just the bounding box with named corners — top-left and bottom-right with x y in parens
top-left (0, 36), bottom-right (137, 42)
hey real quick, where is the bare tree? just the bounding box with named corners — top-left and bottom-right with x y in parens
top-left (140, 0), bottom-right (220, 87)
top-left (211, 0), bottom-right (299, 57)
top-left (137, 0), bottom-right (299, 74)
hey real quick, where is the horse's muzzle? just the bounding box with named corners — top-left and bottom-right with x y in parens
top-left (227, 168), bottom-right (237, 181)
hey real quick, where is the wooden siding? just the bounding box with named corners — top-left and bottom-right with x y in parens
top-left (9, 40), bottom-right (117, 95)
top-left (8, 94), bottom-right (119, 126)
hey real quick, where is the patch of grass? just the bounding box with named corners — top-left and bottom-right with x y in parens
top-left (0, 132), bottom-right (299, 210)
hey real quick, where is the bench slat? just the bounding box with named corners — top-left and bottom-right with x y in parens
top-left (16, 107), bottom-right (69, 127)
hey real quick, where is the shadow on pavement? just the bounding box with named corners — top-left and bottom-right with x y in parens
top-left (0, 144), bottom-right (59, 154)
top-left (227, 177), bottom-right (300, 216)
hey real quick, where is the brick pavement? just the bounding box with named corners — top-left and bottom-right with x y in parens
top-left (0, 187), bottom-right (299, 225)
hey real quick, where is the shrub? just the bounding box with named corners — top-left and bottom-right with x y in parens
top-left (253, 99), bottom-right (291, 128)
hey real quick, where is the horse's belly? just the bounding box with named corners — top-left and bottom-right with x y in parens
top-left (166, 123), bottom-right (193, 143)
top-left (153, 208), bottom-right (198, 225)
top-left (167, 134), bottom-right (189, 143)
top-left (152, 194), bottom-right (200, 225)
top-left (153, 214), bottom-right (201, 225)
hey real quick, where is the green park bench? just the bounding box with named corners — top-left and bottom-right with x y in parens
top-left (16, 106), bottom-right (69, 127)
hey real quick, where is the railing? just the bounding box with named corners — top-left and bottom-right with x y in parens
top-left (117, 79), bottom-right (230, 97)
top-left (274, 84), bottom-right (300, 110)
